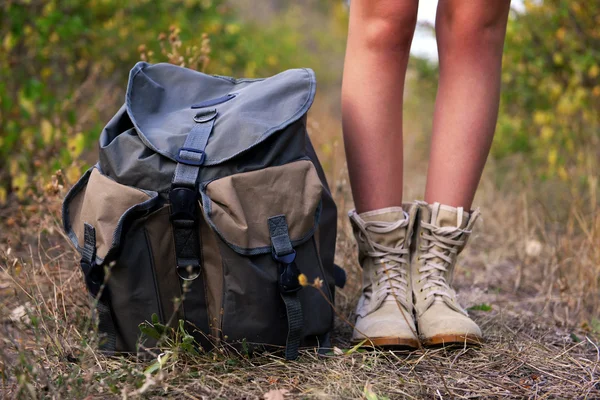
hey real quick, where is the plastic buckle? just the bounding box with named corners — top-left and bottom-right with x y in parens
top-left (81, 260), bottom-right (104, 296)
top-left (273, 249), bottom-right (296, 265)
top-left (175, 147), bottom-right (206, 166)
top-left (275, 250), bottom-right (301, 294)
top-left (169, 186), bottom-right (198, 226)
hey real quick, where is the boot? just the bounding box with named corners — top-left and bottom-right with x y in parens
top-left (349, 204), bottom-right (419, 348)
top-left (412, 201), bottom-right (483, 346)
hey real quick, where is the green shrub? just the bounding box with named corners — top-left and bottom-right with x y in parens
top-left (496, 0), bottom-right (599, 186)
top-left (0, 0), bottom-right (348, 203)
top-left (410, 1), bottom-right (599, 193)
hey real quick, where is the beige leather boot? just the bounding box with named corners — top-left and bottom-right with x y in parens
top-left (412, 201), bottom-right (483, 346)
top-left (349, 204), bottom-right (419, 348)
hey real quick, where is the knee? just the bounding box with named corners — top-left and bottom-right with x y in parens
top-left (359, 1), bottom-right (418, 53)
top-left (436, 3), bottom-right (509, 48)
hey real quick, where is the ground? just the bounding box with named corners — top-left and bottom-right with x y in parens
top-left (1, 102), bottom-right (599, 399)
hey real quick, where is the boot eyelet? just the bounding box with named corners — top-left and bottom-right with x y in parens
top-left (420, 232), bottom-right (423, 237)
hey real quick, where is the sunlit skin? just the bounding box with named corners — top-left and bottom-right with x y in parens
top-left (342, 0), bottom-right (511, 213)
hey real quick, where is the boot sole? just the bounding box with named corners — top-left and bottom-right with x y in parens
top-left (422, 334), bottom-right (483, 347)
top-left (352, 337), bottom-right (420, 349)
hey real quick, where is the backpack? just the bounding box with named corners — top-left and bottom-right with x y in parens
top-left (62, 62), bottom-right (344, 360)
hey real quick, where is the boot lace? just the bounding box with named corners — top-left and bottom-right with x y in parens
top-left (418, 222), bottom-right (470, 302)
top-left (359, 217), bottom-right (411, 309)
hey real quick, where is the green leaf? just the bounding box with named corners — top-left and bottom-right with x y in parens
top-left (144, 361), bottom-right (160, 375)
top-left (139, 322), bottom-right (161, 340)
top-left (468, 303), bottom-right (492, 312)
top-left (346, 339), bottom-right (367, 355)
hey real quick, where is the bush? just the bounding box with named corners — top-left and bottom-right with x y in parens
top-left (410, 1), bottom-right (599, 195)
top-left (0, 0), bottom-right (348, 204)
top-left (496, 0), bottom-right (599, 186)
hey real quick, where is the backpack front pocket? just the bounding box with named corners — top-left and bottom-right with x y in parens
top-left (200, 160), bottom-right (334, 353)
top-left (63, 167), bottom-right (164, 351)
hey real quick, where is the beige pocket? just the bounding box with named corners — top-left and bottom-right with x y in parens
top-left (63, 167), bottom-right (159, 263)
top-left (201, 159), bottom-right (322, 254)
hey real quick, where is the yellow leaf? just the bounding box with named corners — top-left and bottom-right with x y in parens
top-left (41, 119), bottom-right (53, 144)
top-left (558, 166), bottom-right (568, 181)
top-left (555, 27), bottom-right (566, 42)
top-left (0, 187), bottom-right (7, 205)
top-left (9, 159), bottom-right (19, 176)
top-left (548, 148), bottom-right (558, 166)
top-left (266, 55), bottom-right (278, 67)
top-left (18, 92), bottom-right (35, 116)
top-left (224, 24), bottom-right (240, 35)
top-left (533, 111), bottom-right (547, 125)
top-left (540, 126), bottom-right (553, 141)
top-left (11, 172), bottom-right (28, 200)
top-left (66, 164), bottom-right (82, 185)
top-left (3, 33), bottom-right (14, 52)
top-left (553, 54), bottom-right (564, 66)
top-left (589, 65), bottom-right (599, 79)
top-left (67, 132), bottom-right (85, 158)
top-left (41, 67), bottom-right (52, 80)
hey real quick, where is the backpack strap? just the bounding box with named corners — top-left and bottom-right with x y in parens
top-left (268, 215), bottom-right (303, 360)
top-left (169, 109), bottom-right (217, 280)
top-left (81, 223), bottom-right (117, 353)
top-left (169, 109), bottom-right (216, 350)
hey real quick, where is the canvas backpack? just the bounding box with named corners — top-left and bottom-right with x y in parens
top-left (62, 62), bottom-right (344, 360)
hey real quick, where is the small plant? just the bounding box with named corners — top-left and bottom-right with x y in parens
top-left (139, 316), bottom-right (202, 358)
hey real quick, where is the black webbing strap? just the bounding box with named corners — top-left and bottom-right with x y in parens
top-left (82, 223), bottom-right (117, 353)
top-left (95, 297), bottom-right (117, 353)
top-left (268, 215), bottom-right (303, 360)
top-left (170, 109), bottom-right (216, 281)
top-left (169, 109), bottom-right (216, 351)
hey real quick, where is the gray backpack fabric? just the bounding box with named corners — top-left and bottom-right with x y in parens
top-left (62, 62), bottom-right (343, 360)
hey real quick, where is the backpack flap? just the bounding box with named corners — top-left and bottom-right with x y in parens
top-left (98, 62), bottom-right (317, 193)
top-left (201, 160), bottom-right (322, 255)
top-left (125, 62), bottom-right (315, 165)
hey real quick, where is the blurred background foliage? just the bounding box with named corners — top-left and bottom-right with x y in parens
top-left (0, 0), bottom-right (347, 203)
top-left (412, 0), bottom-right (599, 201)
top-left (0, 0), bottom-right (598, 206)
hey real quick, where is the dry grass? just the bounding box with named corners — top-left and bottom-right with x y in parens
top-left (1, 100), bottom-right (600, 399)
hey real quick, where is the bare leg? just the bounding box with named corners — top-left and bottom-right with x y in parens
top-left (342, 0), bottom-right (419, 214)
top-left (424, 0), bottom-right (511, 209)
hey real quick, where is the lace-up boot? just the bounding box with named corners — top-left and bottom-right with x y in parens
top-left (412, 201), bottom-right (482, 346)
top-left (349, 204), bottom-right (419, 348)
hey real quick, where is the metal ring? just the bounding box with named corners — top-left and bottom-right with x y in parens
top-left (177, 265), bottom-right (202, 281)
top-left (193, 109), bottom-right (218, 123)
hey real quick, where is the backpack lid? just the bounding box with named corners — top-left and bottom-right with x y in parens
top-left (125, 62), bottom-right (316, 166)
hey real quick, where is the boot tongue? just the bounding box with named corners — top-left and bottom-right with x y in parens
top-left (425, 203), bottom-right (469, 303)
top-left (359, 207), bottom-right (407, 249)
top-left (431, 203), bottom-right (469, 229)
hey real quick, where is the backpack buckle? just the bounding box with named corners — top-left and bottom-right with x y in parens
top-left (276, 250), bottom-right (301, 294)
top-left (169, 186), bottom-right (198, 226)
